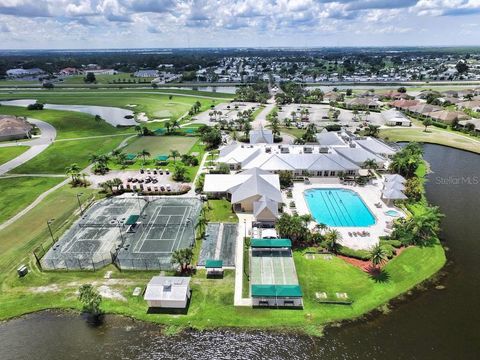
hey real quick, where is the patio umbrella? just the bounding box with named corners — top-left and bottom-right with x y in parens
top-left (384, 181), bottom-right (406, 191)
top-left (382, 188), bottom-right (408, 200)
top-left (384, 174), bottom-right (406, 183)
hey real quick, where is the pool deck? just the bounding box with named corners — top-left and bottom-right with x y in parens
top-left (287, 177), bottom-right (405, 250)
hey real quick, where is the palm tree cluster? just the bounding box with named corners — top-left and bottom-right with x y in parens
top-left (275, 213), bottom-right (342, 251)
top-left (89, 154), bottom-right (110, 174)
top-left (100, 178), bottom-right (123, 194)
top-left (392, 205), bottom-right (443, 246)
top-left (389, 142), bottom-right (423, 178)
top-left (164, 119), bottom-right (180, 134)
top-left (294, 123), bottom-right (317, 144)
top-left (188, 101), bottom-right (202, 115)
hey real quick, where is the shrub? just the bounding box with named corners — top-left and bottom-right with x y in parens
top-left (380, 244), bottom-right (397, 259)
top-left (432, 121), bottom-right (448, 129)
top-left (325, 124), bottom-right (342, 132)
top-left (337, 246), bottom-right (371, 261)
top-left (27, 102), bottom-right (44, 110)
top-left (380, 239), bottom-right (402, 248)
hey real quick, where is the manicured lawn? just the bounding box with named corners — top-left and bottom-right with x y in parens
top-left (0, 106), bottom-right (132, 139)
top-left (0, 91), bottom-right (230, 123)
top-left (10, 136), bottom-right (128, 174)
top-left (278, 126), bottom-right (306, 138)
top-left (207, 199), bottom-right (238, 223)
top-left (0, 146), bottom-right (29, 165)
top-left (123, 135), bottom-right (197, 156)
top-left (108, 136), bottom-right (205, 182)
top-left (380, 127), bottom-right (480, 154)
top-left (0, 176), bottom-right (64, 223)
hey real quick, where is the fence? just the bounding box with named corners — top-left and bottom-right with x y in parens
top-left (40, 251), bottom-right (113, 271)
top-left (114, 257), bottom-right (173, 271)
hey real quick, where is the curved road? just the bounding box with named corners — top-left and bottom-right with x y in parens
top-left (0, 118), bottom-right (56, 175)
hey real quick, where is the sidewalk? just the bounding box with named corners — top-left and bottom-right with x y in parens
top-left (234, 214), bottom-right (254, 307)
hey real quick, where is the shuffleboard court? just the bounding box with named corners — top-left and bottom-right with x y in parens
top-left (250, 249), bottom-right (299, 286)
top-left (198, 222), bottom-right (238, 267)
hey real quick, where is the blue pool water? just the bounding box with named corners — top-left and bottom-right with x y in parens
top-left (304, 188), bottom-right (376, 227)
top-left (385, 210), bottom-right (401, 217)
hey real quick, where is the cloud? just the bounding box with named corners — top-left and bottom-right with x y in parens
top-left (0, 0), bottom-right (51, 17)
top-left (121, 0), bottom-right (176, 13)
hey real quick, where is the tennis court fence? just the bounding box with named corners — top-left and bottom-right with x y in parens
top-left (114, 257), bottom-right (173, 271)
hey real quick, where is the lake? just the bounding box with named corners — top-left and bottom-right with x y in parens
top-left (0, 144), bottom-right (479, 359)
top-left (0, 99), bottom-right (136, 127)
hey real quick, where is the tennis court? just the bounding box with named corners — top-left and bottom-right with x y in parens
top-left (115, 197), bottom-right (202, 270)
top-left (198, 222), bottom-right (237, 267)
top-left (250, 248), bottom-right (299, 286)
top-left (41, 197), bottom-right (145, 270)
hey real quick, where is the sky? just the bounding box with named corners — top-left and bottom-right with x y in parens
top-left (0, 0), bottom-right (480, 49)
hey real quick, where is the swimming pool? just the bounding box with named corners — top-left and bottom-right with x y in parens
top-left (304, 188), bottom-right (376, 227)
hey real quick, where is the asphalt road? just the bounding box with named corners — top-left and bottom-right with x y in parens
top-left (0, 118), bottom-right (56, 175)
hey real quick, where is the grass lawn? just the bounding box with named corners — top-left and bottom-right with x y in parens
top-left (0, 91), bottom-right (231, 123)
top-left (10, 136), bottom-right (128, 174)
top-left (207, 199), bottom-right (238, 223)
top-left (123, 135), bottom-right (197, 156)
top-left (0, 176), bottom-right (64, 223)
top-left (278, 126), bottom-right (306, 138)
top-left (380, 127), bottom-right (480, 154)
top-left (0, 146), bottom-right (29, 165)
top-left (0, 106), bottom-right (132, 139)
top-left (110, 137), bottom-right (205, 182)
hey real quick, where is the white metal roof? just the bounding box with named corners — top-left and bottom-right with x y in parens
top-left (144, 276), bottom-right (190, 302)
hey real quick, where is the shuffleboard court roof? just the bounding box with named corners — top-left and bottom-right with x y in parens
top-left (125, 214), bottom-right (140, 226)
top-left (155, 155), bottom-right (169, 161)
top-left (250, 238), bottom-right (292, 248)
top-left (125, 153), bottom-right (137, 161)
top-left (251, 284), bottom-right (302, 297)
top-left (205, 259), bottom-right (223, 268)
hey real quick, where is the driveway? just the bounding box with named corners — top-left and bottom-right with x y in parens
top-left (0, 118), bottom-right (56, 175)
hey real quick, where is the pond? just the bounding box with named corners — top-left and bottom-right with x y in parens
top-left (0, 144), bottom-right (479, 359)
top-left (0, 99), bottom-right (136, 127)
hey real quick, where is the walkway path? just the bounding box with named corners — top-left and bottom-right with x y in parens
top-left (234, 214), bottom-right (253, 307)
top-left (251, 98), bottom-right (275, 130)
top-left (0, 119), bottom-right (56, 175)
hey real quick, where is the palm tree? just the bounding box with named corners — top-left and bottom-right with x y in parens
top-left (365, 110), bottom-right (370, 122)
top-left (171, 119), bottom-right (180, 131)
top-left (324, 229), bottom-right (342, 254)
top-left (117, 152), bottom-right (128, 167)
top-left (363, 158), bottom-right (378, 171)
top-left (65, 163), bottom-right (81, 184)
top-left (138, 149), bottom-right (151, 165)
top-left (405, 206), bottom-right (443, 245)
top-left (243, 121), bottom-right (252, 138)
top-left (111, 149), bottom-right (121, 159)
top-left (111, 178), bottom-right (123, 193)
top-left (366, 124), bottom-right (380, 137)
top-left (134, 125), bottom-right (143, 136)
top-left (170, 149), bottom-right (180, 163)
top-left (315, 223), bottom-right (328, 235)
top-left (164, 121), bottom-right (171, 133)
top-left (370, 244), bottom-right (388, 269)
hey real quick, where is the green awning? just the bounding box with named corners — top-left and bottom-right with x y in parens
top-left (250, 239), bottom-right (292, 248)
top-left (183, 128), bottom-right (195, 134)
top-left (251, 284), bottom-right (303, 297)
top-left (155, 155), bottom-right (169, 161)
top-left (154, 128), bottom-right (166, 134)
top-left (125, 153), bottom-right (137, 161)
top-left (205, 259), bottom-right (223, 268)
top-left (125, 215), bottom-right (140, 226)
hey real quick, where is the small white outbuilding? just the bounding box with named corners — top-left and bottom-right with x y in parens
top-left (144, 276), bottom-right (191, 309)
